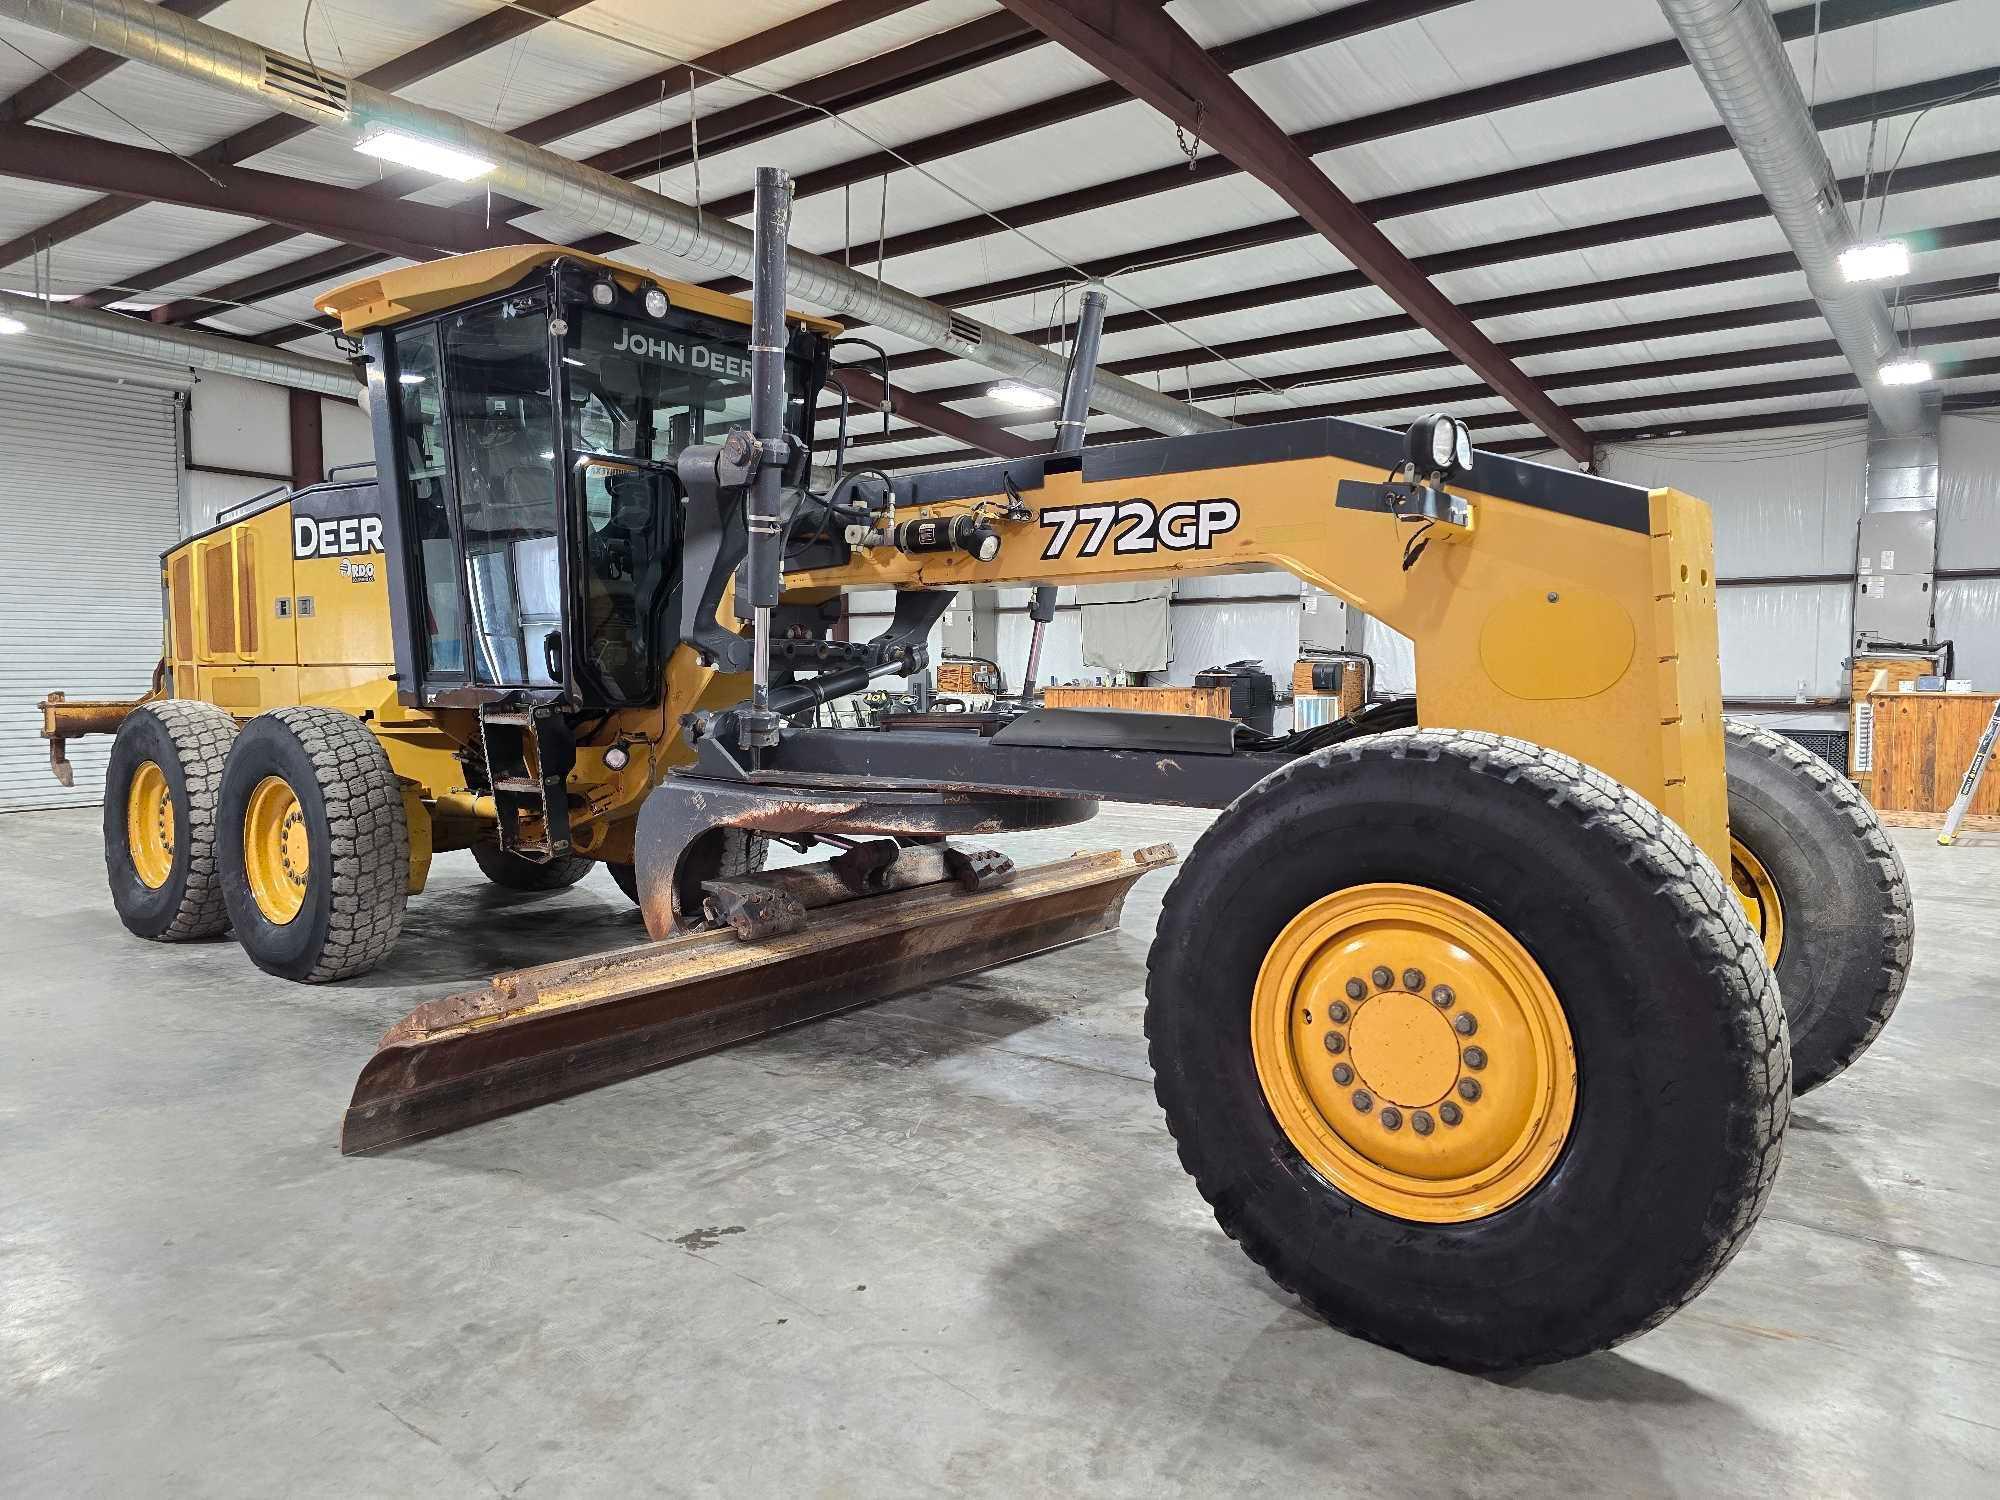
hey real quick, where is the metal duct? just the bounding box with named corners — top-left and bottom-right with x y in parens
top-left (1854, 394), bottom-right (1943, 649)
top-left (1657, 0), bottom-right (1922, 434)
top-left (0, 0), bottom-right (1226, 439)
top-left (0, 292), bottom-right (359, 396)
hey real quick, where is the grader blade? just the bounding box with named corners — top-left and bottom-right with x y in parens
top-left (341, 846), bottom-right (1175, 1154)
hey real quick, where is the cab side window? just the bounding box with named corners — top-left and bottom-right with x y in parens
top-left (392, 325), bottom-right (466, 677)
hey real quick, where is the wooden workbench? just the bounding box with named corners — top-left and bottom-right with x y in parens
top-left (1866, 690), bottom-right (2000, 816)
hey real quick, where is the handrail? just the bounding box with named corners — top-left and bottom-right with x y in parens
top-left (325, 461), bottom-right (377, 479)
top-left (216, 484), bottom-right (290, 525)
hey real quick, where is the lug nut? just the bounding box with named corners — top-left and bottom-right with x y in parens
top-left (1411, 1110), bottom-right (1434, 1135)
top-left (1322, 1032), bottom-right (1346, 1055)
top-left (1439, 1102), bottom-right (1463, 1126)
top-left (1352, 1090), bottom-right (1374, 1112)
top-left (1431, 984), bottom-right (1454, 1008)
top-left (1380, 1107), bottom-right (1403, 1131)
top-left (1329, 1001), bottom-right (1350, 1023)
top-left (1345, 977), bottom-right (1366, 1000)
top-left (1402, 968), bottom-right (1424, 992)
top-left (1332, 1063), bottom-right (1353, 1086)
top-left (1453, 1012), bottom-right (1478, 1036)
top-left (1458, 1078), bottom-right (1482, 1103)
top-left (1463, 1045), bottom-right (1487, 1070)
top-left (1370, 966), bottom-right (1393, 989)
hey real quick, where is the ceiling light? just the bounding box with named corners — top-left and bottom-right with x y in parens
top-left (987, 380), bottom-right (1058, 410)
top-left (1839, 240), bottom-right (1910, 283)
top-left (353, 128), bottom-right (494, 182)
top-left (0, 315), bottom-right (25, 336)
top-left (398, 371), bottom-right (426, 385)
top-left (1879, 357), bottom-right (1933, 386)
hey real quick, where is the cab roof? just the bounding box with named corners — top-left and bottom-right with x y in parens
top-left (317, 245), bottom-right (843, 340)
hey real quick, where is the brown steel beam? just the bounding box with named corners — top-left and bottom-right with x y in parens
top-left (0, 0), bottom-right (594, 278)
top-left (138, 1), bottom-right (992, 326)
top-left (883, 216), bottom-right (2000, 411)
top-left (288, 388), bottom-right (325, 490)
top-left (0, 125), bottom-right (538, 261)
top-left (984, 3), bottom-right (1575, 453)
top-left (0, 0), bottom-right (227, 124)
top-left (68, 0), bottom-right (920, 314)
top-left (859, 290), bottom-right (2000, 470)
top-left (715, 0), bottom-right (1941, 304)
top-left (829, 367), bottom-right (1036, 459)
top-left (705, 0), bottom-right (1928, 297)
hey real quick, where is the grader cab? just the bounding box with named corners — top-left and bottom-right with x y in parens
top-left (43, 169), bottom-right (1912, 1372)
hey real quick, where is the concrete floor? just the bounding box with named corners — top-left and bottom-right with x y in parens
top-left (4, 803), bottom-right (1997, 1498)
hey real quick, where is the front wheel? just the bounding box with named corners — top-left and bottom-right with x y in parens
top-left (1146, 729), bottom-right (1787, 1371)
top-left (1724, 720), bottom-right (1913, 1094)
top-left (470, 841), bottom-right (594, 891)
top-left (102, 701), bottom-right (238, 940)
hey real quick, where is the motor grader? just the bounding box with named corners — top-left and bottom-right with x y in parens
top-left (42, 169), bottom-right (1912, 1372)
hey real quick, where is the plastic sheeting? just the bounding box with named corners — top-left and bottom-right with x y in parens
top-left (1718, 584), bottom-right (1853, 700)
top-left (1939, 415), bottom-right (2000, 570)
top-left (1937, 579), bottom-right (2000, 692)
top-left (1078, 580), bottom-right (1173, 674)
top-left (1601, 421), bottom-right (1868, 576)
top-left (1362, 617), bottom-right (1417, 696)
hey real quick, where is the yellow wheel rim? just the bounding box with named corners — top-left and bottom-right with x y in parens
top-left (126, 760), bottom-right (174, 889)
top-left (1251, 883), bottom-right (1578, 1224)
top-left (1730, 837), bottom-right (1784, 971)
top-left (243, 775), bottom-right (311, 925)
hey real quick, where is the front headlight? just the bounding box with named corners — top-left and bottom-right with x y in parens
top-left (643, 286), bottom-right (670, 319)
top-left (590, 280), bottom-right (617, 308)
top-left (1405, 413), bottom-right (1470, 478)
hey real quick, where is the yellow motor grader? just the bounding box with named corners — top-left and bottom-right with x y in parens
top-left (42, 169), bottom-right (1912, 1372)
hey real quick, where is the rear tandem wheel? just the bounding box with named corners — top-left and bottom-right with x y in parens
top-left (1145, 728), bottom-right (1788, 1371)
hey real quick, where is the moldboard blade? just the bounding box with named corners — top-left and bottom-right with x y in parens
top-left (341, 846), bottom-right (1175, 1154)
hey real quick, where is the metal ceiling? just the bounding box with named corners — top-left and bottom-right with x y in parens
top-left (0, 0), bottom-right (1994, 468)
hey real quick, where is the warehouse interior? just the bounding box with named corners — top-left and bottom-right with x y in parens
top-left (2, 0), bottom-right (1997, 1494)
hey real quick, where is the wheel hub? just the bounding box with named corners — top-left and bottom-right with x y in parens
top-left (1253, 883), bottom-right (1577, 1223)
top-left (126, 760), bottom-right (174, 890)
top-left (1729, 836), bottom-right (1784, 971)
top-left (244, 775), bottom-right (310, 925)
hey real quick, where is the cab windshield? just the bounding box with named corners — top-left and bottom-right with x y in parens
top-left (562, 308), bottom-right (813, 472)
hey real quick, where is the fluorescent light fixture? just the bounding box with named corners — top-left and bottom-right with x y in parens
top-left (1839, 239), bottom-right (1910, 282)
top-left (353, 127), bottom-right (494, 182)
top-left (398, 371), bottom-right (426, 385)
top-left (987, 379), bottom-right (1059, 410)
top-left (1879, 357), bottom-right (1933, 386)
top-left (0, 315), bottom-right (25, 336)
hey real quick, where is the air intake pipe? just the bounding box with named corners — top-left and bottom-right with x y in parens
top-left (0, 0), bottom-right (1227, 440)
top-left (1655, 0), bottom-right (1922, 433)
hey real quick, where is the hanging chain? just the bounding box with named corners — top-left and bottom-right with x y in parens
top-left (1174, 101), bottom-right (1205, 169)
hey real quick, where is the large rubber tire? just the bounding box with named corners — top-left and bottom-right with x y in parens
top-left (469, 841), bottom-right (594, 891)
top-left (102, 700), bottom-right (239, 941)
top-left (217, 707), bottom-right (409, 982)
top-left (1146, 728), bottom-right (1787, 1372)
top-left (1725, 719), bottom-right (1913, 1094)
top-left (605, 828), bottom-right (769, 908)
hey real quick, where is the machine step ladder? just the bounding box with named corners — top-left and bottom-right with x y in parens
top-left (478, 704), bottom-right (574, 860)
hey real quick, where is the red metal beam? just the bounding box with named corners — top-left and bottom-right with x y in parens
top-left (0, 126), bottom-right (537, 262)
top-left (991, 1), bottom-right (1572, 457)
top-left (0, 0), bottom-right (593, 278)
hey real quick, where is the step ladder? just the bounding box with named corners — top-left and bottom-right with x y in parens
top-left (478, 703), bottom-right (574, 861)
top-left (1939, 697), bottom-right (2000, 846)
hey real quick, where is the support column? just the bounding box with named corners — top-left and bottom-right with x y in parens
top-left (287, 387), bottom-right (323, 490)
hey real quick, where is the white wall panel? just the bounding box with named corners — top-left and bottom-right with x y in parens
top-left (1937, 580), bottom-right (2000, 691)
top-left (1939, 415), bottom-right (2000, 570)
top-left (187, 372), bottom-right (289, 476)
top-left (1717, 584), bottom-right (1852, 700)
top-left (1363, 618), bottom-right (1416, 696)
top-left (1162, 600), bottom-right (1298, 688)
top-left (321, 398), bottom-right (373, 476)
top-left (1601, 422), bottom-right (1868, 575)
